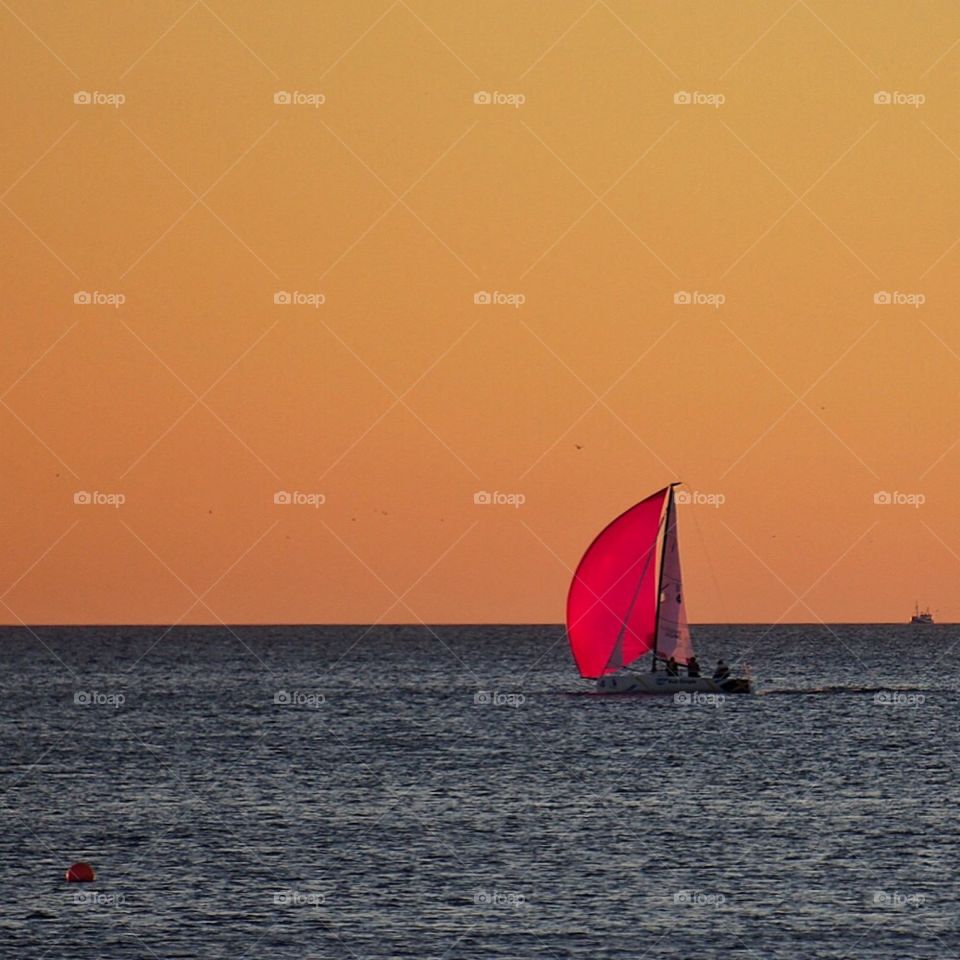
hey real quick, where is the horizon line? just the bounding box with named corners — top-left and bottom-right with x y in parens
top-left (0, 620), bottom-right (948, 629)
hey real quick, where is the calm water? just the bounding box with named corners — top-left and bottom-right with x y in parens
top-left (1, 624), bottom-right (957, 958)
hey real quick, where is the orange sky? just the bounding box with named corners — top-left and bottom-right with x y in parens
top-left (3, 1), bottom-right (960, 625)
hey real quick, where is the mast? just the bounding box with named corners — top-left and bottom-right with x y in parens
top-left (651, 483), bottom-right (678, 665)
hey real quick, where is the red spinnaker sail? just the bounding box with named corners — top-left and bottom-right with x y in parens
top-left (566, 488), bottom-right (668, 678)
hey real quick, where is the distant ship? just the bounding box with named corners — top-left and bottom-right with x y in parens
top-left (910, 602), bottom-right (934, 625)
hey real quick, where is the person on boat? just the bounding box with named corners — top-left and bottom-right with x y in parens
top-left (686, 655), bottom-right (700, 678)
top-left (713, 659), bottom-right (730, 681)
top-left (665, 656), bottom-right (679, 676)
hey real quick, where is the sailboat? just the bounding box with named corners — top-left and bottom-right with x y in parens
top-left (566, 483), bottom-right (751, 695)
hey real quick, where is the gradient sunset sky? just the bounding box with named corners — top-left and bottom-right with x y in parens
top-left (4, 1), bottom-right (960, 625)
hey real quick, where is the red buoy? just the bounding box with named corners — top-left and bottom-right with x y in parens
top-left (65, 862), bottom-right (95, 882)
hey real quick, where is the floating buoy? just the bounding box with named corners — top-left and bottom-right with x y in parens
top-left (65, 862), bottom-right (95, 882)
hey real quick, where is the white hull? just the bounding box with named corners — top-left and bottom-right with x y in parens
top-left (596, 671), bottom-right (750, 695)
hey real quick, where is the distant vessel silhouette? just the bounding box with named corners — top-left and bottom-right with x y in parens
top-left (910, 602), bottom-right (934, 625)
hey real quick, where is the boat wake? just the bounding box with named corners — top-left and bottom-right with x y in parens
top-left (756, 685), bottom-right (932, 697)
top-left (564, 684), bottom-right (935, 699)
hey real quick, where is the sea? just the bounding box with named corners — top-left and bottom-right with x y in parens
top-left (1, 623), bottom-right (957, 959)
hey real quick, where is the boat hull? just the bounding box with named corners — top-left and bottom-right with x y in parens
top-left (595, 672), bottom-right (751, 695)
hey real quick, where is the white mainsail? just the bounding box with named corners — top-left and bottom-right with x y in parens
top-left (654, 487), bottom-right (694, 664)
